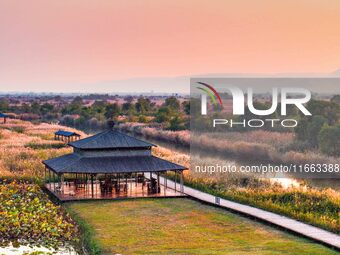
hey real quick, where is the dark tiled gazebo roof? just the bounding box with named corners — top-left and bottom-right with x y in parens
top-left (43, 154), bottom-right (185, 174)
top-left (55, 130), bottom-right (80, 137)
top-left (68, 130), bottom-right (155, 149)
top-left (44, 129), bottom-right (184, 174)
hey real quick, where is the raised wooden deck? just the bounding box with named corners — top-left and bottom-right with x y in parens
top-left (45, 181), bottom-right (185, 201)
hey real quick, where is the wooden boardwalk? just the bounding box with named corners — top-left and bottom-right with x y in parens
top-left (157, 175), bottom-right (340, 250)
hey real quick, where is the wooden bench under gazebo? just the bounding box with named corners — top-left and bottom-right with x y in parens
top-left (43, 127), bottom-right (186, 201)
top-left (54, 130), bottom-right (81, 142)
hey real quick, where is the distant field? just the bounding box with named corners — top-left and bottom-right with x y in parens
top-left (67, 198), bottom-right (339, 255)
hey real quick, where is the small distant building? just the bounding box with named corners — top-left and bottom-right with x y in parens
top-left (44, 128), bottom-right (186, 201)
top-left (54, 130), bottom-right (81, 142)
top-left (0, 113), bottom-right (8, 124)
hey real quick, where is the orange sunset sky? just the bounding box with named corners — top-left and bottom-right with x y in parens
top-left (0, 0), bottom-right (340, 93)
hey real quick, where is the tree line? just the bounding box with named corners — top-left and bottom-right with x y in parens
top-left (0, 96), bottom-right (190, 131)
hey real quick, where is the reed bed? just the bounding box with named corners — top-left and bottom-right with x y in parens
top-left (119, 122), bottom-right (340, 165)
top-left (0, 120), bottom-right (73, 177)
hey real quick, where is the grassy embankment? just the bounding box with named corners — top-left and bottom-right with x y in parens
top-left (151, 144), bottom-right (340, 234)
top-left (67, 198), bottom-right (339, 255)
top-left (180, 175), bottom-right (340, 234)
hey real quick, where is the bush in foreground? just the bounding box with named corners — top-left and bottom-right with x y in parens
top-left (0, 181), bottom-right (78, 248)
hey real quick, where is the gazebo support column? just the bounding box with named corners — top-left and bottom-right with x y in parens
top-left (53, 172), bottom-right (56, 192)
top-left (118, 173), bottom-right (120, 190)
top-left (44, 167), bottom-right (47, 184)
top-left (125, 175), bottom-right (128, 192)
top-left (174, 171), bottom-right (177, 192)
top-left (91, 174), bottom-right (95, 198)
top-left (157, 172), bottom-right (160, 193)
top-left (48, 168), bottom-right (51, 190)
top-left (61, 174), bottom-right (64, 194)
top-left (85, 174), bottom-right (88, 191)
top-left (57, 174), bottom-right (61, 193)
top-left (180, 171), bottom-right (184, 193)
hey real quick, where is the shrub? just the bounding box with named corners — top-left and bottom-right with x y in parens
top-left (318, 124), bottom-right (340, 156)
top-left (0, 181), bottom-right (78, 248)
top-left (10, 126), bottom-right (25, 133)
top-left (25, 142), bottom-right (67, 150)
top-left (279, 140), bottom-right (311, 153)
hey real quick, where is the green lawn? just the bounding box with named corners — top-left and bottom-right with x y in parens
top-left (66, 198), bottom-right (339, 255)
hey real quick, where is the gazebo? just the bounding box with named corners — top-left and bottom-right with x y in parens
top-left (0, 113), bottom-right (8, 124)
top-left (43, 128), bottom-right (186, 201)
top-left (54, 130), bottom-right (81, 142)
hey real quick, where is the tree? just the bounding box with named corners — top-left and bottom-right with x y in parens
top-left (330, 95), bottom-right (340, 104)
top-left (21, 103), bottom-right (31, 113)
top-left (40, 103), bottom-right (54, 116)
top-left (31, 102), bottom-right (41, 114)
top-left (168, 115), bottom-right (185, 131)
top-left (138, 115), bottom-right (147, 123)
top-left (295, 118), bottom-right (309, 141)
top-left (306, 100), bottom-right (340, 125)
top-left (135, 97), bottom-right (152, 114)
top-left (122, 102), bottom-right (135, 114)
top-left (318, 124), bottom-right (340, 156)
top-left (124, 96), bottom-right (134, 104)
top-left (91, 100), bottom-right (107, 118)
top-left (62, 96), bottom-right (84, 115)
top-left (92, 100), bottom-right (107, 110)
top-left (295, 115), bottom-right (327, 148)
top-left (182, 101), bottom-right (190, 115)
top-left (104, 103), bottom-right (120, 120)
top-left (0, 99), bottom-right (9, 112)
top-left (72, 96), bottom-right (83, 106)
top-left (306, 115), bottom-right (327, 147)
top-left (165, 96), bottom-right (180, 111)
top-left (155, 107), bottom-right (171, 123)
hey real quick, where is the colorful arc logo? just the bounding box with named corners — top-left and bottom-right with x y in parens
top-left (196, 82), bottom-right (223, 108)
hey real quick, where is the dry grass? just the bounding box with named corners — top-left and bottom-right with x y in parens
top-left (119, 122), bottom-right (190, 146)
top-left (209, 130), bottom-right (294, 147)
top-left (119, 122), bottom-right (340, 165)
top-left (0, 119), bottom-right (87, 178)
